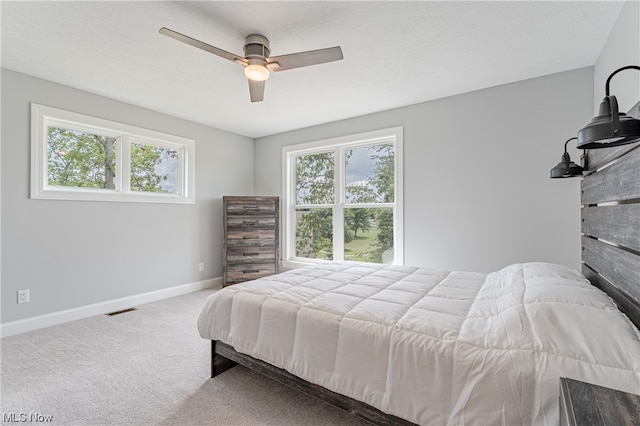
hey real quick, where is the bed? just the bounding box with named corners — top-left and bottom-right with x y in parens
top-left (198, 261), bottom-right (640, 425)
top-left (198, 102), bottom-right (640, 425)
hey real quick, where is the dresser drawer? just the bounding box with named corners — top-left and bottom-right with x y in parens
top-left (226, 201), bottom-right (276, 216)
top-left (227, 247), bottom-right (275, 264)
top-left (226, 216), bottom-right (276, 231)
top-left (226, 235), bottom-right (276, 248)
top-left (226, 264), bottom-right (277, 284)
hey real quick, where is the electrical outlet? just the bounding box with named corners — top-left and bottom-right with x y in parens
top-left (17, 289), bottom-right (30, 304)
top-left (198, 262), bottom-right (205, 272)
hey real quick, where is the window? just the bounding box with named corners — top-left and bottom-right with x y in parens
top-left (283, 127), bottom-right (403, 267)
top-left (31, 104), bottom-right (195, 204)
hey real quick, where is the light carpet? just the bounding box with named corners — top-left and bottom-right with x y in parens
top-left (1, 290), bottom-right (364, 425)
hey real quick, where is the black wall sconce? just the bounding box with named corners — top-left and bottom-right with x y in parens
top-left (550, 137), bottom-right (584, 178)
top-left (577, 65), bottom-right (640, 149)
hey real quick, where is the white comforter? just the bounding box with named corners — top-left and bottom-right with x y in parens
top-left (197, 261), bottom-right (640, 425)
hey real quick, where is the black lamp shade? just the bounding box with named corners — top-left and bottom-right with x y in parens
top-left (550, 152), bottom-right (583, 178)
top-left (577, 95), bottom-right (640, 149)
top-left (550, 137), bottom-right (583, 179)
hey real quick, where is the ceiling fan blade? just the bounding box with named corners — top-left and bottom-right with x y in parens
top-left (248, 79), bottom-right (265, 103)
top-left (159, 27), bottom-right (247, 65)
top-left (267, 46), bottom-right (343, 72)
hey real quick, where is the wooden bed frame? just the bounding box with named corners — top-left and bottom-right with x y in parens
top-left (210, 101), bottom-right (640, 425)
top-left (580, 100), bottom-right (640, 330)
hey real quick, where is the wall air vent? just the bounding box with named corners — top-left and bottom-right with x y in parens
top-left (105, 307), bottom-right (138, 316)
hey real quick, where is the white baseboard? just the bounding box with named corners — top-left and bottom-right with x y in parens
top-left (0, 277), bottom-right (222, 338)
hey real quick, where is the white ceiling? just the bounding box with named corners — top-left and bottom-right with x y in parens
top-left (1, 1), bottom-right (625, 138)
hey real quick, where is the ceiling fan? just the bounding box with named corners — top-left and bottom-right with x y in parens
top-left (159, 27), bottom-right (343, 103)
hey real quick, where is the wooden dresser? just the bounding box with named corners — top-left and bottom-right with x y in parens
top-left (222, 196), bottom-right (279, 287)
top-left (560, 378), bottom-right (640, 425)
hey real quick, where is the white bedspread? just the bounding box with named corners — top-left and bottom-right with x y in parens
top-left (197, 261), bottom-right (640, 425)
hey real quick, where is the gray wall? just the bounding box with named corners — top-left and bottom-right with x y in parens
top-left (593, 0), bottom-right (640, 114)
top-left (1, 69), bottom-right (254, 323)
top-left (254, 68), bottom-right (594, 273)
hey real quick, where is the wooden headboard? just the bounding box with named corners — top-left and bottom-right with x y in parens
top-left (581, 100), bottom-right (640, 330)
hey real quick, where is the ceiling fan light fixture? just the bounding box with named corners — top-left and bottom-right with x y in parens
top-left (244, 61), bottom-right (270, 82)
top-left (159, 27), bottom-right (343, 101)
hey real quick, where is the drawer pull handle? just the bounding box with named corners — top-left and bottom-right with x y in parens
top-left (242, 236), bottom-right (256, 239)
top-left (243, 253), bottom-right (259, 256)
top-left (243, 206), bottom-right (259, 209)
top-left (243, 221), bottom-right (257, 225)
top-left (243, 270), bottom-right (259, 274)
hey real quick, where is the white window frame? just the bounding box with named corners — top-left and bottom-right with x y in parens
top-left (31, 103), bottom-right (195, 204)
top-left (282, 127), bottom-right (404, 268)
